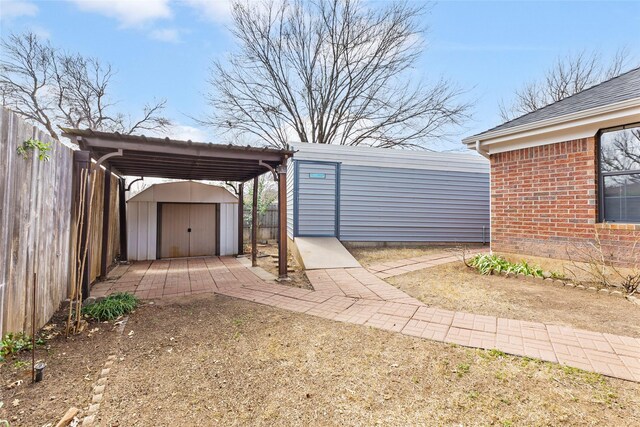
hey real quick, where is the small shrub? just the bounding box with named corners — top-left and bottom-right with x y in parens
top-left (1, 332), bottom-right (33, 361)
top-left (468, 254), bottom-right (511, 275)
top-left (82, 293), bottom-right (139, 321)
top-left (468, 254), bottom-right (546, 278)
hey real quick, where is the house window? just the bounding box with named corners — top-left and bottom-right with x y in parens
top-left (600, 123), bottom-right (640, 223)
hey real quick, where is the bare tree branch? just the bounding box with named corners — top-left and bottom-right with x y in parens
top-left (202, 0), bottom-right (470, 149)
top-left (499, 48), bottom-right (634, 122)
top-left (0, 31), bottom-right (172, 140)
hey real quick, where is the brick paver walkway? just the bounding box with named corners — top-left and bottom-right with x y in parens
top-left (94, 256), bottom-right (640, 383)
top-left (366, 247), bottom-right (490, 279)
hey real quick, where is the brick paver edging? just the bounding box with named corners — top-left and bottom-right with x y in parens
top-left (98, 257), bottom-right (640, 383)
top-left (81, 316), bottom-right (129, 426)
top-left (366, 248), bottom-right (489, 279)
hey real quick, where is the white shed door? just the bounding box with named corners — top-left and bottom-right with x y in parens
top-left (160, 203), bottom-right (217, 258)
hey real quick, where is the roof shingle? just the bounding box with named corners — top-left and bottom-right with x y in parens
top-left (467, 66), bottom-right (640, 141)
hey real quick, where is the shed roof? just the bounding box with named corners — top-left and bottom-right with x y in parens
top-left (290, 142), bottom-right (489, 174)
top-left (464, 67), bottom-right (640, 144)
top-left (61, 128), bottom-right (293, 182)
top-left (128, 181), bottom-right (238, 203)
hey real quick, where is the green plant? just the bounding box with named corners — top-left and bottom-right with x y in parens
top-left (82, 293), bottom-right (139, 321)
top-left (468, 254), bottom-right (511, 275)
top-left (455, 363), bottom-right (470, 377)
top-left (16, 138), bottom-right (52, 161)
top-left (468, 254), bottom-right (546, 278)
top-left (1, 332), bottom-right (33, 361)
top-left (13, 360), bottom-right (28, 369)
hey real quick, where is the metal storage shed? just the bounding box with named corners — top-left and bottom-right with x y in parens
top-left (127, 181), bottom-right (239, 261)
top-left (287, 142), bottom-right (490, 243)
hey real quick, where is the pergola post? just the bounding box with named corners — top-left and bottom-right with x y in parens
top-left (251, 176), bottom-right (258, 267)
top-left (72, 150), bottom-right (91, 298)
top-left (118, 178), bottom-right (127, 260)
top-left (100, 167), bottom-right (112, 278)
top-left (277, 163), bottom-right (288, 278)
top-left (238, 181), bottom-right (244, 255)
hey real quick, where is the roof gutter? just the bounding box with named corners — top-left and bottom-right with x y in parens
top-left (475, 140), bottom-right (489, 159)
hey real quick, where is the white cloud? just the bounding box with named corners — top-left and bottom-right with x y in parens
top-left (149, 27), bottom-right (180, 43)
top-left (1, 0), bottom-right (38, 20)
top-left (67, 0), bottom-right (172, 27)
top-left (183, 0), bottom-right (233, 23)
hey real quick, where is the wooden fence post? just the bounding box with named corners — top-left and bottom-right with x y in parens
top-left (100, 167), bottom-right (111, 278)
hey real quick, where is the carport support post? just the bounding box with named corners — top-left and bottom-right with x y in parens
top-left (238, 181), bottom-right (244, 255)
top-left (100, 167), bottom-right (111, 278)
top-left (277, 164), bottom-right (288, 278)
top-left (251, 176), bottom-right (258, 267)
top-left (118, 178), bottom-right (127, 260)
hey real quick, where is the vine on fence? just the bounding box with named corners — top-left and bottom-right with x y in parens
top-left (17, 138), bottom-right (52, 161)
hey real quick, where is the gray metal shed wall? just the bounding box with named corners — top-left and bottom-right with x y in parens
top-left (296, 162), bottom-right (338, 236)
top-left (338, 164), bottom-right (489, 242)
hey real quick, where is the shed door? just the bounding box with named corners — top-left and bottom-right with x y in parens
top-left (189, 204), bottom-right (217, 256)
top-left (160, 203), bottom-right (217, 258)
top-left (296, 161), bottom-right (339, 237)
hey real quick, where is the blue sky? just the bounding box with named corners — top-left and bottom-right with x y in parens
top-left (1, 0), bottom-right (639, 151)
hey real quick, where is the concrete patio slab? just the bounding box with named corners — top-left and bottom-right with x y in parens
top-left (293, 237), bottom-right (361, 269)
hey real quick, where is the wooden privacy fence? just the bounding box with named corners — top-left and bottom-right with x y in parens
top-left (0, 108), bottom-right (120, 335)
top-left (243, 204), bottom-right (279, 241)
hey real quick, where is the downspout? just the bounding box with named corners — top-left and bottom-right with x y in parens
top-left (475, 140), bottom-right (489, 159)
top-left (475, 140), bottom-right (491, 249)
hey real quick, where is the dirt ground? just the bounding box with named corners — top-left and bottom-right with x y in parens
top-left (0, 310), bottom-right (119, 426)
top-left (5, 295), bottom-right (635, 426)
top-left (346, 244), bottom-right (485, 267)
top-left (385, 262), bottom-right (640, 338)
top-left (249, 243), bottom-right (312, 290)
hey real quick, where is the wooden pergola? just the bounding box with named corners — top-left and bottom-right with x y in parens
top-left (62, 129), bottom-right (293, 297)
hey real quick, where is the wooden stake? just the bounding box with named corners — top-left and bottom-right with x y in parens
top-left (31, 272), bottom-right (36, 383)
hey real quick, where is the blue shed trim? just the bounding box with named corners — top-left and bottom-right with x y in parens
top-left (335, 162), bottom-right (341, 239)
top-left (293, 159), bottom-right (300, 236)
top-left (294, 159), bottom-right (340, 238)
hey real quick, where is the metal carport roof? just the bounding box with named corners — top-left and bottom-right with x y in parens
top-left (61, 128), bottom-right (292, 295)
top-left (61, 128), bottom-right (293, 182)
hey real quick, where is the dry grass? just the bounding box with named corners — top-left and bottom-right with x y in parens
top-left (248, 243), bottom-right (312, 290)
top-left (92, 296), bottom-right (639, 426)
top-left (387, 262), bottom-right (640, 338)
top-left (346, 244), bottom-right (483, 267)
top-left (4, 296), bottom-right (639, 426)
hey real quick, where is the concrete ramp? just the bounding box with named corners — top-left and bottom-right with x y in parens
top-left (293, 237), bottom-right (361, 270)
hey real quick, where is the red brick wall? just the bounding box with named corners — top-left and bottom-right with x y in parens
top-left (490, 137), bottom-right (640, 266)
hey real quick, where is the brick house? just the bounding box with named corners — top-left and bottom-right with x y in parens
top-left (463, 67), bottom-right (640, 265)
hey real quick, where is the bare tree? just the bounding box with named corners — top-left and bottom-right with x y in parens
top-left (0, 32), bottom-right (171, 141)
top-left (499, 49), bottom-right (632, 122)
top-left (204, 0), bottom-right (470, 149)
